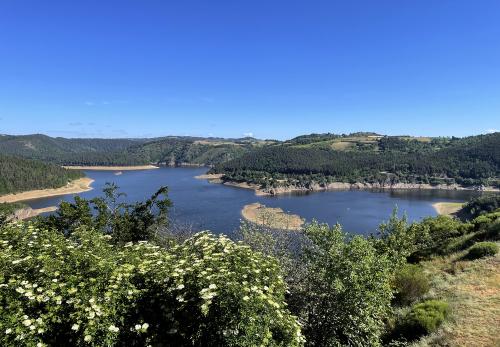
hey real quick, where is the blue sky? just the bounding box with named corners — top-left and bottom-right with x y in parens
top-left (0, 1), bottom-right (499, 140)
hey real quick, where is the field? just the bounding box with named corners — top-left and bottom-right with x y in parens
top-left (414, 245), bottom-right (500, 346)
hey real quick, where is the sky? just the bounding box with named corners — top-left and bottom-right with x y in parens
top-left (0, 1), bottom-right (499, 140)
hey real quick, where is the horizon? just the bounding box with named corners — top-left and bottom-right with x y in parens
top-left (1, 130), bottom-right (499, 141)
top-left (1, 1), bottom-right (499, 140)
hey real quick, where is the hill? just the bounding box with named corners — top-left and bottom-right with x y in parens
top-left (0, 134), bottom-right (272, 167)
top-left (0, 154), bottom-right (84, 195)
top-left (211, 132), bottom-right (500, 191)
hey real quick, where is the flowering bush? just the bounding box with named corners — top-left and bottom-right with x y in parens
top-left (0, 222), bottom-right (303, 346)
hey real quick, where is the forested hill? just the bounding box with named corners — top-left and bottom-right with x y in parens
top-left (0, 154), bottom-right (84, 195)
top-left (212, 132), bottom-right (500, 189)
top-left (0, 134), bottom-right (272, 166)
top-left (0, 134), bottom-right (149, 166)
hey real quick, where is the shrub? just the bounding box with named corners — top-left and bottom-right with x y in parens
top-left (464, 242), bottom-right (499, 260)
top-left (298, 222), bottom-right (394, 346)
top-left (400, 300), bottom-right (449, 340)
top-left (393, 264), bottom-right (430, 306)
top-left (0, 222), bottom-right (303, 346)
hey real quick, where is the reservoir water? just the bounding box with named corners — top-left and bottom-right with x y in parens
top-left (25, 167), bottom-right (482, 237)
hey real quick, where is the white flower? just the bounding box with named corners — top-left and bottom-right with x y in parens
top-left (84, 335), bottom-right (92, 342)
top-left (208, 284), bottom-right (217, 289)
top-left (22, 319), bottom-right (32, 326)
top-left (141, 323), bottom-right (149, 330)
top-left (71, 324), bottom-right (79, 331)
top-left (5, 328), bottom-right (12, 334)
top-left (176, 284), bottom-right (185, 290)
top-left (108, 325), bottom-right (119, 333)
top-left (243, 296), bottom-right (250, 301)
top-left (135, 324), bottom-right (142, 330)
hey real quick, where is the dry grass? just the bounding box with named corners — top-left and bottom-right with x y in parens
top-left (413, 245), bottom-right (500, 347)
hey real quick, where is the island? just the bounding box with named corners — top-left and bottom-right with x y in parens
top-left (241, 202), bottom-right (304, 230)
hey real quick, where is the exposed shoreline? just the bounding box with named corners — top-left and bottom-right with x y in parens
top-left (0, 177), bottom-right (94, 203)
top-left (241, 202), bottom-right (304, 230)
top-left (63, 165), bottom-right (159, 171)
top-left (432, 202), bottom-right (464, 216)
top-left (10, 206), bottom-right (58, 220)
top-left (198, 175), bottom-right (500, 196)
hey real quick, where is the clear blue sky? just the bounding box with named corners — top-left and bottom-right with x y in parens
top-left (0, 1), bottom-right (499, 140)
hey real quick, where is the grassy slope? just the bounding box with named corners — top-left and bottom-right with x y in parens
top-left (414, 244), bottom-right (500, 346)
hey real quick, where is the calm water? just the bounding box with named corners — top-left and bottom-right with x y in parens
top-left (25, 167), bottom-right (481, 237)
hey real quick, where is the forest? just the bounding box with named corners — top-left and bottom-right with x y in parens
top-left (212, 133), bottom-right (500, 189)
top-left (0, 134), bottom-right (264, 167)
top-left (0, 154), bottom-right (84, 195)
top-left (0, 185), bottom-right (498, 346)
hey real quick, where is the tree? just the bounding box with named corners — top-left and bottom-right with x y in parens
top-left (38, 183), bottom-right (172, 244)
top-left (295, 222), bottom-right (393, 346)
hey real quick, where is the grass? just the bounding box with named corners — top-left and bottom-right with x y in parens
top-left (412, 243), bottom-right (500, 347)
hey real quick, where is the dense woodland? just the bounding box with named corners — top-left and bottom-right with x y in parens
top-left (212, 133), bottom-right (500, 189)
top-left (0, 185), bottom-right (498, 346)
top-left (0, 134), bottom-right (263, 167)
top-left (0, 154), bottom-right (84, 195)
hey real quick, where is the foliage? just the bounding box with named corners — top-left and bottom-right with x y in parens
top-left (464, 241), bottom-right (499, 260)
top-left (296, 222), bottom-right (393, 346)
top-left (399, 300), bottom-right (449, 340)
top-left (37, 184), bottom-right (172, 244)
top-left (0, 154), bottom-right (84, 195)
top-left (392, 264), bottom-right (430, 306)
top-left (373, 210), bottom-right (420, 267)
top-left (213, 133), bottom-right (500, 188)
top-left (456, 194), bottom-right (500, 220)
top-left (0, 223), bottom-right (303, 346)
top-left (0, 134), bottom-right (260, 167)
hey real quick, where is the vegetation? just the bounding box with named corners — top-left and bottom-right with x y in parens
top-left (464, 241), bottom-right (499, 260)
top-left (0, 154), bottom-right (84, 195)
top-left (0, 134), bottom-right (269, 167)
top-left (1, 183), bottom-right (499, 345)
top-left (392, 264), bottom-right (430, 306)
top-left (212, 133), bottom-right (500, 190)
top-left (400, 300), bottom-right (449, 339)
top-left (456, 194), bottom-right (500, 220)
top-left (0, 225), bottom-right (302, 346)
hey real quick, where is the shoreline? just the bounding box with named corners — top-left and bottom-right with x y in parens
top-left (0, 177), bottom-right (94, 203)
top-left (10, 206), bottom-right (58, 220)
top-left (432, 202), bottom-right (464, 216)
top-left (241, 202), bottom-right (304, 230)
top-left (63, 165), bottom-right (159, 171)
top-left (198, 175), bottom-right (500, 196)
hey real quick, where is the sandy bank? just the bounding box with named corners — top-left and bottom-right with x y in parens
top-left (194, 173), bottom-right (224, 180)
top-left (432, 202), bottom-right (464, 216)
top-left (63, 165), bottom-right (159, 171)
top-left (10, 206), bottom-right (58, 220)
top-left (241, 202), bottom-right (304, 230)
top-left (0, 177), bottom-right (94, 203)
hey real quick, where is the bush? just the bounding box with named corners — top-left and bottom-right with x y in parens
top-left (393, 264), bottom-right (430, 306)
top-left (400, 300), bottom-right (449, 340)
top-left (0, 222), bottom-right (303, 346)
top-left (464, 242), bottom-right (499, 260)
top-left (298, 222), bottom-right (394, 346)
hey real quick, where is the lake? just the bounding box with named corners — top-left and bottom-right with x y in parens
top-left (25, 167), bottom-right (481, 237)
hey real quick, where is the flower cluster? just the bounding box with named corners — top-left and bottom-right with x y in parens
top-left (0, 222), bottom-right (303, 346)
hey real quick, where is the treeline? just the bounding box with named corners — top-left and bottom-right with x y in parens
top-left (0, 154), bottom-right (84, 195)
top-left (0, 134), bottom-right (255, 167)
top-left (212, 133), bottom-right (500, 188)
